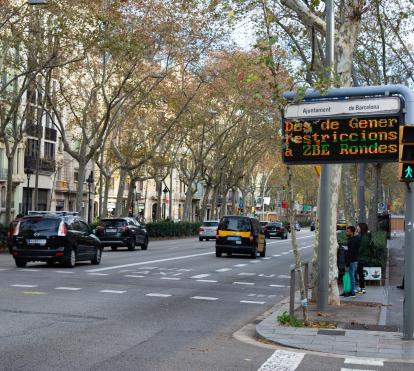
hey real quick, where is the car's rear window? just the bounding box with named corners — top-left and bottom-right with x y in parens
top-left (101, 219), bottom-right (127, 227)
top-left (218, 217), bottom-right (251, 232)
top-left (269, 223), bottom-right (282, 227)
top-left (202, 222), bottom-right (218, 227)
top-left (19, 218), bottom-right (61, 234)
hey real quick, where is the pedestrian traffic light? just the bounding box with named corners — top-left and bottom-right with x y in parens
top-left (399, 125), bottom-right (414, 182)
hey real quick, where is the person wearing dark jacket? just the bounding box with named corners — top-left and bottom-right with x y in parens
top-left (345, 226), bottom-right (359, 297)
top-left (356, 222), bottom-right (370, 294)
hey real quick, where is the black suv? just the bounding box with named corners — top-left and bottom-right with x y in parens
top-left (10, 213), bottom-right (102, 268)
top-left (264, 222), bottom-right (288, 239)
top-left (96, 217), bottom-right (149, 251)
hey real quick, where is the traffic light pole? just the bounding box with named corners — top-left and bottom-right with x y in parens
top-left (283, 84), bottom-right (414, 339)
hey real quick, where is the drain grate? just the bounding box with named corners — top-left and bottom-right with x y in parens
top-left (317, 329), bottom-right (345, 336)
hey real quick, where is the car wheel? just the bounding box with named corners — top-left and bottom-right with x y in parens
top-left (15, 259), bottom-right (27, 268)
top-left (141, 237), bottom-right (148, 250)
top-left (215, 248), bottom-right (222, 257)
top-left (46, 260), bottom-right (55, 266)
top-left (65, 249), bottom-right (76, 268)
top-left (199, 237), bottom-right (203, 241)
top-left (206, 238), bottom-right (209, 241)
top-left (111, 246), bottom-right (118, 251)
top-left (91, 248), bottom-right (102, 265)
top-left (127, 238), bottom-right (135, 251)
top-left (227, 251), bottom-right (232, 257)
top-left (250, 247), bottom-right (257, 259)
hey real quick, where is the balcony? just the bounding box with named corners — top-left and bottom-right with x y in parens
top-left (24, 156), bottom-right (56, 173)
top-left (45, 127), bottom-right (57, 141)
top-left (26, 124), bottom-right (43, 137)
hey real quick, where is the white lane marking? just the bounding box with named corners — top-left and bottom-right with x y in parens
top-left (100, 290), bottom-right (126, 294)
top-left (191, 274), bottom-right (210, 279)
top-left (87, 252), bottom-right (214, 272)
top-left (146, 293), bottom-right (171, 297)
top-left (233, 264), bottom-right (247, 267)
top-left (196, 279), bottom-right (218, 283)
top-left (272, 254), bottom-right (281, 257)
top-left (344, 358), bottom-right (384, 366)
top-left (262, 257), bottom-right (271, 260)
top-left (55, 287), bottom-right (82, 291)
top-left (88, 273), bottom-right (109, 276)
top-left (240, 300), bottom-right (265, 304)
top-left (216, 268), bottom-right (232, 272)
top-left (161, 277), bottom-right (181, 281)
top-left (124, 275), bottom-right (145, 278)
top-left (177, 269), bottom-right (192, 272)
top-left (172, 273), bottom-right (182, 276)
top-left (134, 271), bottom-right (150, 274)
top-left (341, 369), bottom-right (376, 371)
top-left (278, 275), bottom-right (291, 279)
top-left (249, 260), bottom-right (260, 263)
top-left (259, 274), bottom-right (275, 278)
top-left (11, 284), bottom-right (38, 288)
top-left (0, 268), bottom-right (8, 271)
top-left (270, 284), bottom-right (287, 288)
top-left (18, 269), bottom-right (40, 272)
top-left (233, 282), bottom-right (255, 285)
top-left (259, 349), bottom-right (305, 371)
top-left (54, 270), bottom-right (75, 274)
top-left (282, 252), bottom-right (289, 255)
top-left (238, 272), bottom-right (255, 276)
top-left (141, 267), bottom-right (157, 270)
top-left (191, 296), bottom-right (218, 301)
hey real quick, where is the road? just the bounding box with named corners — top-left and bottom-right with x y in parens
top-left (0, 230), bottom-right (410, 371)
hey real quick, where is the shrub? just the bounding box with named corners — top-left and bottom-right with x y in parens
top-left (145, 221), bottom-right (201, 238)
top-left (277, 311), bottom-right (304, 327)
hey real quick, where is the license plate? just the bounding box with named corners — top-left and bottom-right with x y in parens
top-left (105, 229), bottom-right (117, 233)
top-left (27, 239), bottom-right (46, 245)
top-left (227, 236), bottom-right (240, 241)
top-left (235, 240), bottom-right (242, 245)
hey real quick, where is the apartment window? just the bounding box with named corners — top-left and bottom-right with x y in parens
top-left (57, 166), bottom-right (62, 180)
top-left (44, 142), bottom-right (55, 160)
top-left (137, 180), bottom-right (144, 192)
top-left (74, 170), bottom-right (79, 182)
top-left (16, 149), bottom-right (20, 173)
top-left (25, 139), bottom-right (38, 158)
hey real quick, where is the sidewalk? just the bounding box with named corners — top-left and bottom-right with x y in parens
top-left (256, 234), bottom-right (414, 361)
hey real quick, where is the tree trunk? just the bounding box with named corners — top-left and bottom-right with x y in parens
top-left (114, 167), bottom-right (127, 217)
top-left (5, 155), bottom-right (14, 225)
top-left (183, 179), bottom-right (195, 221)
top-left (199, 182), bottom-right (212, 222)
top-left (75, 161), bottom-right (86, 213)
top-left (126, 177), bottom-right (136, 217)
top-left (103, 173), bottom-right (110, 217)
top-left (219, 189), bottom-right (227, 218)
top-left (211, 187), bottom-right (218, 220)
top-left (231, 189), bottom-right (237, 215)
top-left (368, 163), bottom-right (382, 232)
top-left (342, 164), bottom-right (356, 224)
top-left (156, 181), bottom-right (162, 220)
top-left (287, 166), bottom-right (308, 321)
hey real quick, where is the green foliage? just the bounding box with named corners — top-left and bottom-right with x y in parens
top-left (145, 222), bottom-right (201, 238)
top-left (277, 311), bottom-right (304, 327)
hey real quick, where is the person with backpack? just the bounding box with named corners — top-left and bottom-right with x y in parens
top-left (340, 226), bottom-right (359, 297)
top-left (356, 222), bottom-right (372, 294)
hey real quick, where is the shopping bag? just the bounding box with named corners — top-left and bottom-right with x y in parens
top-left (342, 271), bottom-right (351, 293)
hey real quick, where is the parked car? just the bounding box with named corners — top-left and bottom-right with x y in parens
top-left (199, 220), bottom-right (219, 241)
top-left (96, 217), bottom-right (148, 251)
top-left (9, 212), bottom-right (102, 268)
top-left (216, 215), bottom-right (266, 258)
top-left (264, 222), bottom-right (288, 239)
top-left (310, 221), bottom-right (316, 231)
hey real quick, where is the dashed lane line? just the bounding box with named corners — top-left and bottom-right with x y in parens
top-left (55, 287), bottom-right (82, 291)
top-left (238, 272), bottom-right (255, 276)
top-left (262, 257), bottom-right (271, 260)
top-left (341, 369), bottom-right (376, 371)
top-left (160, 277), bottom-right (181, 281)
top-left (196, 279), bottom-right (218, 283)
top-left (88, 273), bottom-right (109, 276)
top-left (233, 264), bottom-right (247, 267)
top-left (216, 268), bottom-right (232, 272)
top-left (258, 349), bottom-right (304, 371)
top-left (269, 284), bottom-right (287, 288)
top-left (86, 252), bottom-right (214, 273)
top-left (99, 290), bottom-right (126, 294)
top-left (54, 270), bottom-right (75, 274)
top-left (278, 275), bottom-right (291, 279)
top-left (272, 254), bottom-right (281, 257)
top-left (191, 274), bottom-right (210, 279)
top-left (344, 358), bottom-right (384, 366)
top-left (191, 296), bottom-right (218, 301)
top-left (18, 269), bottom-right (40, 272)
top-left (124, 275), bottom-right (145, 278)
top-left (146, 293), bottom-right (171, 297)
top-left (282, 252), bottom-right (289, 255)
top-left (233, 282), bottom-right (255, 286)
top-left (240, 300), bottom-right (265, 305)
top-left (11, 284), bottom-right (38, 288)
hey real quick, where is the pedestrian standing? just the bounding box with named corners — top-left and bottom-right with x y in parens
top-left (344, 226), bottom-right (359, 298)
top-left (356, 222), bottom-right (371, 294)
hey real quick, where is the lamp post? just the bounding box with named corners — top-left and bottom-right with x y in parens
top-left (163, 186), bottom-right (169, 220)
top-left (24, 168), bottom-right (33, 215)
top-left (86, 171), bottom-right (94, 224)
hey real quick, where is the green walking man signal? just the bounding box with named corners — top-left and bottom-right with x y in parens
top-left (399, 126), bottom-right (414, 182)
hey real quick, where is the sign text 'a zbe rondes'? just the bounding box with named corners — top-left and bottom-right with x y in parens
top-left (282, 97), bottom-right (402, 164)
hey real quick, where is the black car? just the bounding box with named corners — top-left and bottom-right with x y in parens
top-left (310, 221), bottom-right (316, 231)
top-left (264, 222), bottom-right (288, 239)
top-left (96, 217), bottom-right (148, 251)
top-left (10, 213), bottom-right (102, 268)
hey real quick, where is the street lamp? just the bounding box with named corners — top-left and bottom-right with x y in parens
top-left (24, 168), bottom-right (33, 215)
top-left (163, 186), bottom-right (169, 220)
top-left (86, 171), bottom-right (94, 224)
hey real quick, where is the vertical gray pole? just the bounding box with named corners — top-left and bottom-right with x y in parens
top-left (357, 163), bottom-right (366, 223)
top-left (404, 114), bottom-right (414, 339)
top-left (317, 0), bottom-right (334, 311)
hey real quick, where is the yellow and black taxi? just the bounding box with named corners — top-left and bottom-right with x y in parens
top-left (336, 219), bottom-right (347, 230)
top-left (215, 215), bottom-right (266, 259)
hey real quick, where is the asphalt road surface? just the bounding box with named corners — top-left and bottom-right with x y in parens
top-left (0, 230), bottom-right (411, 371)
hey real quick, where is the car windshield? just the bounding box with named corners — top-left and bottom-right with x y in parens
top-left (203, 222), bottom-right (218, 227)
top-left (19, 217), bottom-right (61, 236)
top-left (219, 217), bottom-right (251, 232)
top-left (101, 219), bottom-right (126, 227)
top-left (269, 223), bottom-right (282, 228)
top-left (259, 222), bottom-right (268, 226)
